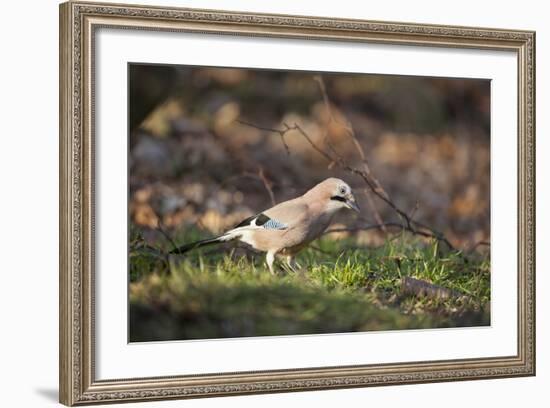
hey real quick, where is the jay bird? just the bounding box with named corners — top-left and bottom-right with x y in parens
top-left (171, 178), bottom-right (360, 274)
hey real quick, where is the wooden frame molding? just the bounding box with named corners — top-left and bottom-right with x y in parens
top-left (59, 1), bottom-right (535, 405)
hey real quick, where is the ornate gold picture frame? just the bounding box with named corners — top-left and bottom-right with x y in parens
top-left (59, 1), bottom-right (535, 405)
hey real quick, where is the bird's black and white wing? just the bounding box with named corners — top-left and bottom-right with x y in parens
top-left (234, 213), bottom-right (288, 230)
top-left (215, 212), bottom-right (288, 244)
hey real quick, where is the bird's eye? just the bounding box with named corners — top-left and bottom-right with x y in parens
top-left (339, 186), bottom-right (346, 195)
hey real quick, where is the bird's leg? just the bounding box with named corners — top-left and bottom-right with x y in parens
top-left (285, 255), bottom-right (298, 273)
top-left (286, 255), bottom-right (306, 275)
top-left (266, 251), bottom-right (275, 275)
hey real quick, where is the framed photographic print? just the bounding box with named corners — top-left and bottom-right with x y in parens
top-left (59, 1), bottom-right (535, 405)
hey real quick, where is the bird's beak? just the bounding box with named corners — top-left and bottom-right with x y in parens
top-left (345, 194), bottom-right (360, 213)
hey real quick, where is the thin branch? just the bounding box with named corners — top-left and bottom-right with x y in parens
top-left (149, 207), bottom-right (178, 253)
top-left (314, 75), bottom-right (390, 202)
top-left (236, 119), bottom-right (282, 135)
top-left (408, 200), bottom-right (420, 221)
top-left (241, 170), bottom-right (277, 206)
top-left (221, 171), bottom-right (278, 206)
top-left (323, 222), bottom-right (454, 248)
top-left (324, 222), bottom-right (405, 235)
top-left (237, 119), bottom-right (290, 155)
top-left (156, 223), bottom-right (178, 253)
top-left (296, 79), bottom-right (400, 220)
top-left (257, 167), bottom-right (277, 206)
top-left (362, 188), bottom-right (387, 233)
top-left (239, 119), bottom-right (457, 251)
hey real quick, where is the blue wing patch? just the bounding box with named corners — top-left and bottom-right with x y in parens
top-left (263, 218), bottom-right (287, 230)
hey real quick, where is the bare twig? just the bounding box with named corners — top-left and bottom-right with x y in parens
top-left (257, 167), bottom-right (277, 206)
top-left (221, 171), bottom-right (277, 206)
top-left (324, 222), bottom-right (406, 235)
top-left (149, 207), bottom-right (178, 253)
top-left (237, 119), bottom-right (290, 155)
top-left (241, 119), bottom-right (456, 250)
top-left (241, 170), bottom-right (277, 205)
top-left (315, 76), bottom-right (398, 230)
top-left (330, 223), bottom-right (453, 246)
top-left (314, 75), bottom-right (390, 202)
top-left (156, 223), bottom-right (178, 253)
top-left (408, 200), bottom-right (420, 222)
top-left (362, 188), bottom-right (387, 233)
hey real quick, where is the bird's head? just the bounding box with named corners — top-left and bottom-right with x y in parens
top-left (308, 178), bottom-right (360, 213)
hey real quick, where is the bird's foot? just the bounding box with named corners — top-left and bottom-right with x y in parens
top-left (283, 256), bottom-right (304, 275)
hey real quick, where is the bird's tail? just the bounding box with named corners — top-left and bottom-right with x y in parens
top-left (169, 233), bottom-right (236, 255)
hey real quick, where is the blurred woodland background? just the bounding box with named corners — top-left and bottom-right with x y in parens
top-left (128, 64), bottom-right (491, 341)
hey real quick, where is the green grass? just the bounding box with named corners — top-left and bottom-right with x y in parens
top-left (129, 227), bottom-right (490, 342)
